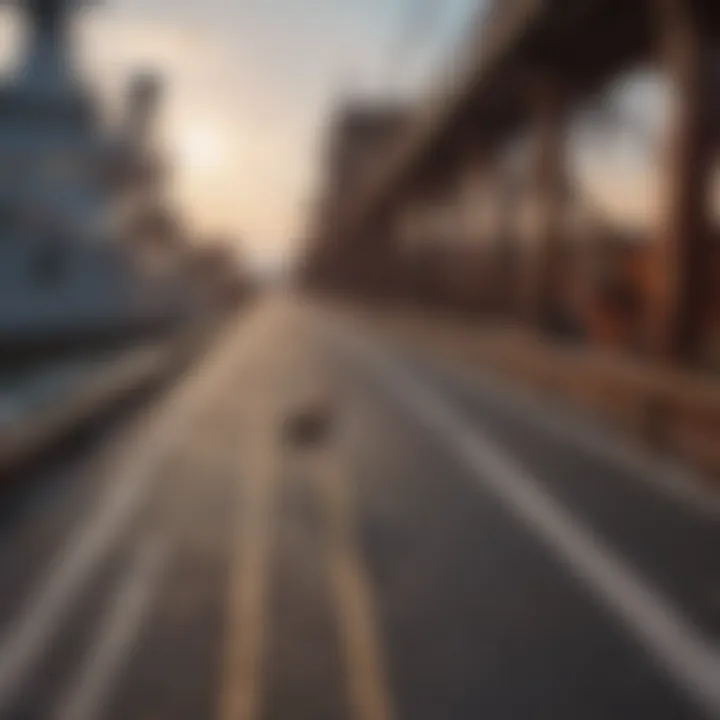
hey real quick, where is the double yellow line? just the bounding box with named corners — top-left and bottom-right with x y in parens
top-left (220, 397), bottom-right (395, 720)
top-left (220, 391), bottom-right (279, 720)
top-left (317, 450), bottom-right (396, 720)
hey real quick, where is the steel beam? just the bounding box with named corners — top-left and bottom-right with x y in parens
top-left (523, 70), bottom-right (568, 326)
top-left (647, 0), bottom-right (716, 361)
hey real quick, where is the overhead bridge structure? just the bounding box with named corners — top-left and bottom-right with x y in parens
top-left (305, 0), bottom-right (720, 364)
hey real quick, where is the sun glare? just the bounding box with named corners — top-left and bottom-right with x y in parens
top-left (176, 124), bottom-right (224, 172)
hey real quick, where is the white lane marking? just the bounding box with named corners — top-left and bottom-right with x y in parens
top-left (415, 350), bottom-right (720, 517)
top-left (0, 446), bottom-right (158, 711)
top-left (327, 322), bottom-right (720, 719)
top-left (317, 451), bottom-right (396, 720)
top-left (0, 315), bottom-right (265, 713)
top-left (55, 535), bottom-right (169, 720)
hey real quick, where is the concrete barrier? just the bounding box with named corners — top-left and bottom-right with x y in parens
top-left (0, 320), bottom-right (221, 476)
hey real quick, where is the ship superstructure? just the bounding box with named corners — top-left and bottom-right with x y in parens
top-left (0, 0), bottom-right (192, 353)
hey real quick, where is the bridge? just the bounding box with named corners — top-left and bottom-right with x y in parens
top-left (304, 0), bottom-right (720, 363)
top-left (0, 4), bottom-right (718, 719)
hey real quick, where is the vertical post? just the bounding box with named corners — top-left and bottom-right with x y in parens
top-left (403, 163), bottom-right (457, 310)
top-left (361, 206), bottom-right (403, 305)
top-left (459, 143), bottom-right (493, 310)
top-left (359, 215), bottom-right (385, 303)
top-left (525, 71), bottom-right (567, 327)
top-left (382, 206), bottom-right (406, 304)
top-left (649, 0), bottom-right (715, 361)
top-left (491, 157), bottom-right (521, 315)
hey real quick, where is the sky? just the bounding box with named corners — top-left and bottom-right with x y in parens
top-left (0, 0), bottom-right (679, 268)
top-left (74, 0), bottom-right (481, 269)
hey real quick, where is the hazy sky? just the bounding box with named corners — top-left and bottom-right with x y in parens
top-left (0, 1), bottom-right (677, 267)
top-left (73, 0), bottom-right (481, 268)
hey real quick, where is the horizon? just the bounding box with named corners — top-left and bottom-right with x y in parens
top-left (0, 0), bottom-right (688, 269)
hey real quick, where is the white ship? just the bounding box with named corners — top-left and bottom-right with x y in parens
top-left (0, 0), bottom-right (194, 359)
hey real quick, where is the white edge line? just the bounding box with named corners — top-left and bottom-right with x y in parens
top-left (416, 350), bottom-right (720, 517)
top-left (324, 318), bottom-right (720, 719)
top-left (55, 534), bottom-right (169, 720)
top-left (0, 313), bottom-right (265, 713)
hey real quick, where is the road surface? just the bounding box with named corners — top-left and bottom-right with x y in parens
top-left (0, 298), bottom-right (717, 720)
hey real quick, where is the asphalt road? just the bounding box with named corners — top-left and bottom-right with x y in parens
top-left (0, 297), bottom-right (717, 720)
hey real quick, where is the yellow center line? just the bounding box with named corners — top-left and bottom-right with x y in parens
top-left (219, 391), bottom-right (279, 720)
top-left (316, 450), bottom-right (396, 720)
